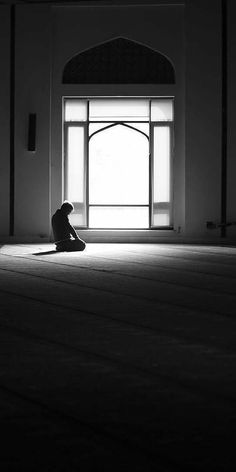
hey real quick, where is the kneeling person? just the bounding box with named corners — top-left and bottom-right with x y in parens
top-left (52, 201), bottom-right (86, 252)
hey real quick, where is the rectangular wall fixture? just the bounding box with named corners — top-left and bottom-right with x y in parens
top-left (28, 113), bottom-right (37, 152)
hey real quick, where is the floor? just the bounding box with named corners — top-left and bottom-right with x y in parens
top-left (0, 242), bottom-right (236, 471)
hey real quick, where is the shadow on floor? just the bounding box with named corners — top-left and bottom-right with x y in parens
top-left (33, 250), bottom-right (58, 256)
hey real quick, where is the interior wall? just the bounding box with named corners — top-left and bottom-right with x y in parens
top-left (0, 6), bottom-right (10, 236)
top-left (0, 0), bottom-right (234, 241)
top-left (51, 3), bottom-right (185, 232)
top-left (14, 5), bottom-right (51, 237)
top-left (227, 0), bottom-right (236, 238)
top-left (185, 0), bottom-right (222, 238)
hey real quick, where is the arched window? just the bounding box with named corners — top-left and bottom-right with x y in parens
top-left (62, 37), bottom-right (175, 84)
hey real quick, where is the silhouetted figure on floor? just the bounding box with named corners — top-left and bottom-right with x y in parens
top-left (52, 201), bottom-right (86, 252)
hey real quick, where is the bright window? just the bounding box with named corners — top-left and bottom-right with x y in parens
top-left (89, 99), bottom-right (149, 121)
top-left (89, 124), bottom-right (149, 205)
top-left (64, 98), bottom-right (173, 229)
top-left (151, 99), bottom-right (173, 121)
top-left (89, 207), bottom-right (149, 229)
top-left (65, 126), bottom-right (86, 226)
top-left (64, 99), bottom-right (87, 121)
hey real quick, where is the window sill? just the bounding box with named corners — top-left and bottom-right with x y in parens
top-left (77, 228), bottom-right (176, 242)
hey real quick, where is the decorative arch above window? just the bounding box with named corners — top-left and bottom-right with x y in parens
top-left (62, 37), bottom-right (175, 84)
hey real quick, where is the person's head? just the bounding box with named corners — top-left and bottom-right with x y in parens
top-left (61, 201), bottom-right (74, 215)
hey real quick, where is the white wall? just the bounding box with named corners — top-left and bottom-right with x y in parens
top-left (1, 0), bottom-right (234, 241)
top-left (0, 6), bottom-right (10, 236)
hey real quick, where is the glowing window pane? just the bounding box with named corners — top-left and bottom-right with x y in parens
top-left (89, 206), bottom-right (149, 228)
top-left (153, 127), bottom-right (170, 202)
top-left (89, 99), bottom-right (149, 121)
top-left (153, 210), bottom-right (170, 226)
top-left (89, 125), bottom-right (149, 204)
top-left (66, 127), bottom-right (85, 202)
top-left (151, 99), bottom-right (173, 121)
top-left (89, 122), bottom-right (149, 138)
top-left (66, 127), bottom-right (86, 226)
top-left (65, 99), bottom-right (87, 121)
top-left (153, 127), bottom-right (171, 226)
top-left (69, 208), bottom-right (86, 227)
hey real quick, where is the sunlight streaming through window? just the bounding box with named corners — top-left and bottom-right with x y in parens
top-left (65, 99), bottom-right (87, 121)
top-left (89, 99), bottom-right (149, 121)
top-left (89, 125), bottom-right (149, 205)
top-left (153, 126), bottom-right (170, 226)
top-left (66, 127), bottom-right (85, 202)
top-left (89, 206), bottom-right (149, 228)
top-left (64, 98), bottom-right (173, 229)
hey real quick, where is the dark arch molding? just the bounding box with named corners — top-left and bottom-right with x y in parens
top-left (89, 122), bottom-right (149, 141)
top-left (62, 37), bottom-right (175, 84)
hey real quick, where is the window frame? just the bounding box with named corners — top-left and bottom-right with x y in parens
top-left (63, 97), bottom-right (174, 230)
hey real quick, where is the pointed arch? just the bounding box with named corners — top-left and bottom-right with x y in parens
top-left (89, 122), bottom-right (149, 141)
top-left (62, 37), bottom-right (175, 84)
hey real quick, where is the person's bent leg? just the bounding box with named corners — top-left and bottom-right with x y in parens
top-left (56, 239), bottom-right (86, 252)
top-left (55, 241), bottom-right (66, 252)
top-left (73, 238), bottom-right (86, 251)
top-left (65, 239), bottom-right (86, 252)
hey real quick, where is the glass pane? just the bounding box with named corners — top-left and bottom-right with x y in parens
top-left (89, 124), bottom-right (149, 204)
top-left (66, 127), bottom-right (85, 202)
top-left (129, 123), bottom-right (149, 135)
top-left (64, 99), bottom-right (87, 121)
top-left (153, 126), bottom-right (171, 226)
top-left (89, 123), bottom-right (109, 136)
top-left (69, 207), bottom-right (86, 227)
top-left (153, 127), bottom-right (170, 202)
top-left (66, 127), bottom-right (86, 226)
top-left (153, 203), bottom-right (170, 226)
top-left (89, 99), bottom-right (149, 121)
top-left (89, 206), bottom-right (149, 228)
top-left (151, 99), bottom-right (173, 121)
top-left (65, 127), bottom-right (86, 226)
top-left (153, 210), bottom-right (170, 226)
top-left (89, 122), bottom-right (149, 138)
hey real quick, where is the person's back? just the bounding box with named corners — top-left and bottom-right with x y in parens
top-left (52, 201), bottom-right (86, 252)
top-left (52, 208), bottom-right (71, 243)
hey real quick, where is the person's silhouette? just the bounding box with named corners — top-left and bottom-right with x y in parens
top-left (52, 201), bottom-right (86, 252)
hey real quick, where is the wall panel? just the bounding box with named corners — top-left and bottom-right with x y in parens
top-left (227, 0), bottom-right (236, 237)
top-left (14, 5), bottom-right (51, 237)
top-left (185, 0), bottom-right (222, 238)
top-left (0, 6), bottom-right (10, 236)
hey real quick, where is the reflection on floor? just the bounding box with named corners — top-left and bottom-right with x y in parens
top-left (0, 243), bottom-right (236, 471)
